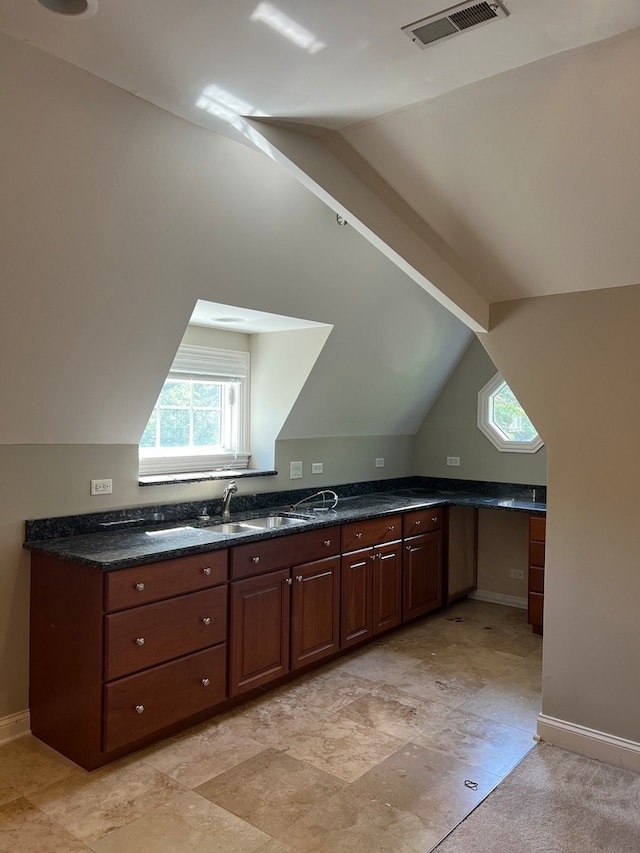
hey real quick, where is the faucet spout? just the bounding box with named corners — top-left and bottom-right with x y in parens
top-left (221, 481), bottom-right (238, 519)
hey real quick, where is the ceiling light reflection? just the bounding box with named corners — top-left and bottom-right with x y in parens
top-left (250, 3), bottom-right (325, 53)
top-left (195, 84), bottom-right (268, 132)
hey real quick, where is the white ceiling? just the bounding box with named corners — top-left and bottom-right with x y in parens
top-left (189, 299), bottom-right (330, 334)
top-left (2, 0), bottom-right (640, 310)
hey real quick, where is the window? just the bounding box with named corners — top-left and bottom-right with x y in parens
top-left (139, 345), bottom-right (250, 475)
top-left (477, 372), bottom-right (543, 453)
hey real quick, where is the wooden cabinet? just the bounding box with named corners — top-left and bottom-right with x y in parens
top-left (29, 550), bottom-right (228, 770)
top-left (403, 508), bottom-right (444, 622)
top-left (340, 516), bottom-right (402, 648)
top-left (528, 514), bottom-right (546, 634)
top-left (229, 528), bottom-right (341, 697)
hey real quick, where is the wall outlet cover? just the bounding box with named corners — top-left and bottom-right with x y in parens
top-left (290, 461), bottom-right (303, 479)
top-left (375, 458), bottom-right (385, 468)
top-left (446, 456), bottom-right (461, 466)
top-left (311, 462), bottom-right (323, 474)
top-left (90, 478), bottom-right (112, 495)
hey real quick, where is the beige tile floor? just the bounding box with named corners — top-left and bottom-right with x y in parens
top-left (0, 599), bottom-right (542, 853)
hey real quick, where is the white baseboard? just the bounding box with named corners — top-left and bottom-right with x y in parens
top-left (537, 713), bottom-right (640, 772)
top-left (468, 589), bottom-right (528, 610)
top-left (0, 711), bottom-right (31, 744)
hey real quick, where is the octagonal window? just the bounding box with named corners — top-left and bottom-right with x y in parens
top-left (477, 373), bottom-right (543, 453)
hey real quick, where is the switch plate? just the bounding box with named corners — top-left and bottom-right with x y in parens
top-left (446, 456), bottom-right (461, 466)
top-left (509, 568), bottom-right (525, 580)
top-left (311, 462), bottom-right (323, 474)
top-left (375, 458), bottom-right (385, 468)
top-left (290, 461), bottom-right (303, 479)
top-left (90, 478), bottom-right (112, 496)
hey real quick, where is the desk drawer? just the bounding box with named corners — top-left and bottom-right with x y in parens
top-left (104, 587), bottom-right (227, 680)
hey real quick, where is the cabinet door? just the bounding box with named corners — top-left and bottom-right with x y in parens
top-left (372, 542), bottom-right (402, 636)
top-left (340, 548), bottom-right (373, 649)
top-left (403, 531), bottom-right (442, 622)
top-left (291, 556), bottom-right (340, 671)
top-left (230, 569), bottom-right (291, 697)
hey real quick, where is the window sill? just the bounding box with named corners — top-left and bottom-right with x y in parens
top-left (139, 469), bottom-right (277, 487)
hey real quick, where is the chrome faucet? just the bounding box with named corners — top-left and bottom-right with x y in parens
top-left (221, 481), bottom-right (238, 519)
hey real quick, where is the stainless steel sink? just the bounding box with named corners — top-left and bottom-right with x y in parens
top-left (239, 514), bottom-right (307, 530)
top-left (203, 513), bottom-right (308, 534)
top-left (204, 522), bottom-right (248, 534)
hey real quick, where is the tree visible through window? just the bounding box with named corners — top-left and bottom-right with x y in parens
top-left (139, 344), bottom-right (250, 475)
top-left (478, 373), bottom-right (543, 453)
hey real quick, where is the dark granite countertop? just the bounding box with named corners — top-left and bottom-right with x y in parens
top-left (24, 478), bottom-right (546, 571)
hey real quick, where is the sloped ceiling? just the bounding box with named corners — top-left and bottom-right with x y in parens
top-left (2, 1), bottom-right (640, 445)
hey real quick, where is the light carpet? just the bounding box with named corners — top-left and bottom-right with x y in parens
top-left (431, 742), bottom-right (640, 852)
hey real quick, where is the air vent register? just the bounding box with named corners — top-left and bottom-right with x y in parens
top-left (402, 1), bottom-right (509, 49)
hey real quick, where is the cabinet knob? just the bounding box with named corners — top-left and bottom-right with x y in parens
top-left (388, 525), bottom-right (395, 531)
top-left (406, 545), bottom-right (411, 551)
top-left (135, 637), bottom-right (145, 646)
top-left (202, 616), bottom-right (211, 626)
top-left (201, 678), bottom-right (210, 687)
top-left (432, 517), bottom-right (438, 523)
top-left (323, 539), bottom-right (331, 547)
top-left (202, 567), bottom-right (212, 576)
top-left (355, 532), bottom-right (362, 539)
top-left (252, 556), bottom-right (260, 563)
top-left (135, 582), bottom-right (145, 592)
top-left (135, 704), bottom-right (145, 714)
top-left (285, 577), bottom-right (293, 585)
top-left (415, 519), bottom-right (421, 526)
top-left (296, 575), bottom-right (303, 582)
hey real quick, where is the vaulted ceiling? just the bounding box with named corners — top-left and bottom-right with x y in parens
top-left (2, 0), bottom-right (639, 329)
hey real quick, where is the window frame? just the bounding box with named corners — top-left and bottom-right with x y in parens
top-left (139, 344), bottom-right (250, 475)
top-left (477, 372), bottom-right (543, 453)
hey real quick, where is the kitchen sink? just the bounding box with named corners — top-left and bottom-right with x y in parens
top-left (203, 513), bottom-right (308, 534)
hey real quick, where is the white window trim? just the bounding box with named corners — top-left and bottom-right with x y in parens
top-left (477, 372), bottom-right (543, 453)
top-left (139, 344), bottom-right (250, 476)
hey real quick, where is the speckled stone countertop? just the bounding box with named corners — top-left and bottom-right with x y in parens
top-left (23, 477), bottom-right (546, 571)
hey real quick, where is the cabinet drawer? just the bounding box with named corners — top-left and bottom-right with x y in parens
top-left (341, 515), bottom-right (402, 552)
top-left (231, 526), bottom-right (339, 580)
top-left (528, 591), bottom-right (544, 629)
top-left (104, 587), bottom-right (227, 680)
top-left (103, 644), bottom-right (226, 753)
top-left (105, 551), bottom-right (228, 612)
top-left (529, 541), bottom-right (545, 568)
top-left (403, 506), bottom-right (444, 538)
top-left (529, 566), bottom-right (544, 594)
top-left (529, 515), bottom-right (546, 542)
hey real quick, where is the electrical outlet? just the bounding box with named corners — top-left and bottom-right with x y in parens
top-left (290, 461), bottom-right (303, 479)
top-left (90, 478), bottom-right (112, 496)
top-left (447, 456), bottom-right (461, 466)
top-left (311, 462), bottom-right (323, 474)
top-left (509, 568), bottom-right (525, 580)
top-left (375, 457), bottom-right (385, 468)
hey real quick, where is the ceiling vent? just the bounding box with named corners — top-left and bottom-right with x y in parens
top-left (402, 1), bottom-right (509, 49)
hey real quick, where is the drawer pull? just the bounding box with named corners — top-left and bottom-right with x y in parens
top-left (135, 704), bottom-right (145, 714)
top-left (201, 678), bottom-right (210, 687)
top-left (135, 582), bottom-right (145, 592)
top-left (202, 617), bottom-right (211, 626)
top-left (135, 637), bottom-right (145, 646)
top-left (285, 577), bottom-right (293, 586)
top-left (355, 532), bottom-right (362, 539)
top-left (323, 539), bottom-right (331, 546)
top-left (252, 556), bottom-right (260, 563)
top-left (202, 567), bottom-right (212, 576)
top-left (415, 520), bottom-right (421, 526)
top-left (296, 575), bottom-right (303, 582)
top-left (432, 517), bottom-right (438, 523)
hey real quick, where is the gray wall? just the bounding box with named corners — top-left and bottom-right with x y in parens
top-left (415, 336), bottom-right (547, 485)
